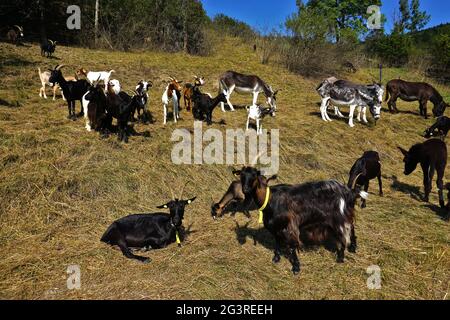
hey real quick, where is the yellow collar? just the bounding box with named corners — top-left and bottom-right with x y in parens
top-left (175, 231), bottom-right (181, 245)
top-left (258, 186), bottom-right (270, 224)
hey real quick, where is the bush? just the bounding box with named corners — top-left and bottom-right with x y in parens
top-left (366, 32), bottom-right (412, 67)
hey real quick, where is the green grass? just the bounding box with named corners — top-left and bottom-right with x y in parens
top-left (0, 38), bottom-right (449, 299)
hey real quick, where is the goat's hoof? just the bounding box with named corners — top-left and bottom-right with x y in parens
top-left (336, 257), bottom-right (345, 263)
top-left (292, 266), bottom-right (300, 275)
top-left (379, 192), bottom-right (384, 197)
top-left (361, 203), bottom-right (366, 209)
top-left (348, 244), bottom-right (357, 253)
top-left (142, 258), bottom-right (151, 264)
top-left (272, 255), bottom-right (281, 264)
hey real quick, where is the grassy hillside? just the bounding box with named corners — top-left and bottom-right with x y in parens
top-left (0, 38), bottom-right (449, 300)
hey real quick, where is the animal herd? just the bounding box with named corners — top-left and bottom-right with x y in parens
top-left (6, 30), bottom-right (450, 275)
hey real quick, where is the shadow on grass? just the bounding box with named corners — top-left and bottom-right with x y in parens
top-left (0, 98), bottom-right (21, 108)
top-left (233, 221), bottom-right (343, 258)
top-left (0, 54), bottom-right (34, 72)
top-left (390, 175), bottom-right (423, 202)
top-left (423, 204), bottom-right (450, 221)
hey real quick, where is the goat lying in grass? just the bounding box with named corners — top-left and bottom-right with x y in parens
top-left (49, 65), bottom-right (90, 120)
top-left (211, 180), bottom-right (257, 219)
top-left (101, 192), bottom-right (196, 263)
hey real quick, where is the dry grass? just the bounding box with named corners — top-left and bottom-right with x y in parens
top-left (0, 38), bottom-right (449, 300)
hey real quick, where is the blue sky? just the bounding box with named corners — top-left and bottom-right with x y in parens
top-left (202, 0), bottom-right (450, 33)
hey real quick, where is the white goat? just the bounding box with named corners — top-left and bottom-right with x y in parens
top-left (246, 104), bottom-right (275, 135)
top-left (162, 77), bottom-right (183, 125)
top-left (77, 68), bottom-right (115, 91)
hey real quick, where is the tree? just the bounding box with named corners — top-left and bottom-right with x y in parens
top-left (409, 0), bottom-right (430, 32)
top-left (305, 0), bottom-right (383, 43)
top-left (398, 0), bottom-right (411, 33)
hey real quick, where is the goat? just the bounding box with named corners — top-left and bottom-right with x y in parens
top-left (183, 76), bottom-right (205, 111)
top-left (192, 91), bottom-right (227, 125)
top-left (6, 25), bottom-right (23, 45)
top-left (82, 82), bottom-right (109, 133)
top-left (424, 116), bottom-right (450, 139)
top-left (233, 167), bottom-right (368, 275)
top-left (38, 67), bottom-right (77, 101)
top-left (48, 65), bottom-right (90, 120)
top-left (446, 183), bottom-right (450, 221)
top-left (77, 68), bottom-right (116, 91)
top-left (101, 186), bottom-right (196, 263)
top-left (211, 180), bottom-right (256, 219)
top-left (41, 40), bottom-right (57, 58)
top-left (347, 151), bottom-right (383, 208)
top-left (245, 104), bottom-right (275, 135)
top-left (133, 80), bottom-right (153, 121)
top-left (162, 77), bottom-right (183, 125)
top-left (398, 139), bottom-right (447, 208)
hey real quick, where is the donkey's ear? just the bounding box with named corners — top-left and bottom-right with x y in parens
top-left (397, 147), bottom-right (408, 156)
top-left (156, 203), bottom-right (169, 209)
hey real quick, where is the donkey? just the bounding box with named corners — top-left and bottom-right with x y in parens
top-left (317, 80), bottom-right (383, 127)
top-left (218, 71), bottom-right (278, 112)
top-left (385, 79), bottom-right (449, 119)
top-left (398, 139), bottom-right (447, 208)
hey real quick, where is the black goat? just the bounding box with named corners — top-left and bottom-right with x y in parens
top-left (347, 151), bottom-right (383, 208)
top-left (398, 139), bottom-right (447, 208)
top-left (49, 65), bottom-right (90, 120)
top-left (446, 183), bottom-right (450, 221)
top-left (105, 82), bottom-right (146, 143)
top-left (192, 86), bottom-right (227, 125)
top-left (233, 167), bottom-right (368, 275)
top-left (424, 116), bottom-right (450, 139)
top-left (83, 83), bottom-right (109, 134)
top-left (101, 196), bottom-right (196, 263)
top-left (41, 40), bottom-right (57, 57)
top-left (133, 80), bottom-right (152, 122)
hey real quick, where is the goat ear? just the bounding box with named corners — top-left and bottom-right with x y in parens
top-left (156, 203), bottom-right (169, 209)
top-left (397, 147), bottom-right (408, 156)
top-left (186, 196), bottom-right (197, 204)
top-left (232, 169), bottom-right (241, 177)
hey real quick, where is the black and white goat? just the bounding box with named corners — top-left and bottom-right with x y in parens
top-left (317, 79), bottom-right (383, 127)
top-left (41, 40), bottom-right (57, 57)
top-left (245, 104), bottom-right (275, 135)
top-left (132, 80), bottom-right (152, 121)
top-left (233, 167), bottom-right (368, 275)
top-left (48, 65), bottom-right (90, 119)
top-left (82, 82), bottom-right (109, 134)
top-left (101, 187), bottom-right (196, 263)
top-left (347, 151), bottom-right (383, 208)
top-left (424, 116), bottom-right (450, 139)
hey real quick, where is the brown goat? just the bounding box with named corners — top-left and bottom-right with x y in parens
top-left (183, 76), bottom-right (205, 111)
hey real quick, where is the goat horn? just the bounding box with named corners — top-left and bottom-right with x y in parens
top-left (13, 25), bottom-right (21, 31)
top-left (162, 179), bottom-right (175, 200)
top-left (169, 76), bottom-right (175, 81)
top-left (351, 173), bottom-right (363, 190)
top-left (179, 181), bottom-right (189, 200)
top-left (55, 64), bottom-right (65, 70)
